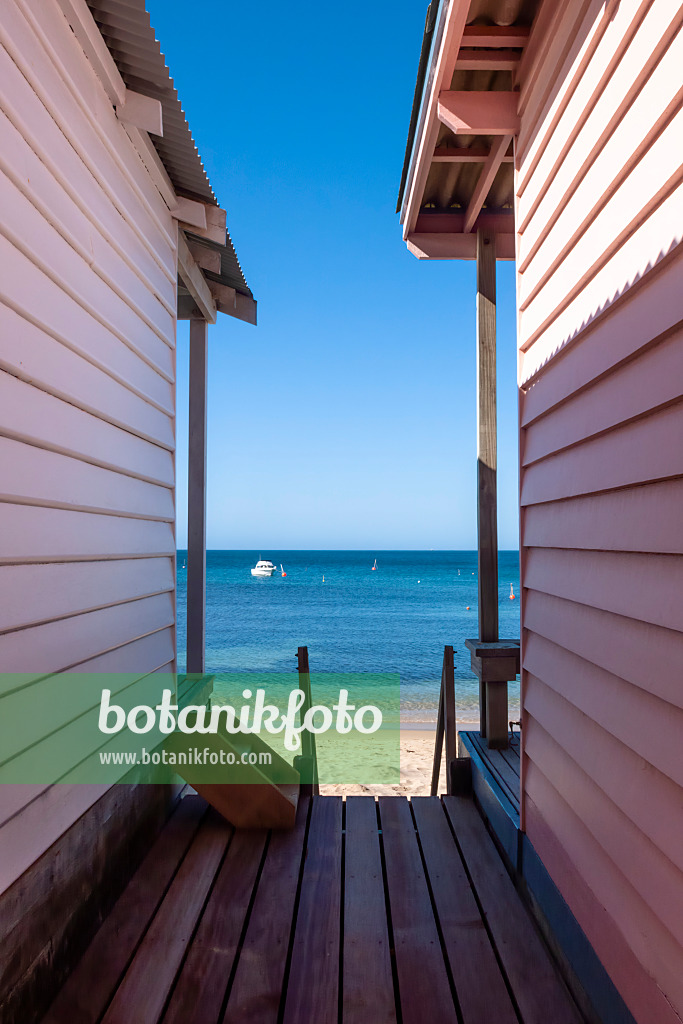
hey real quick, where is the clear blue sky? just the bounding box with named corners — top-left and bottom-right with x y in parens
top-left (147, 0), bottom-right (520, 550)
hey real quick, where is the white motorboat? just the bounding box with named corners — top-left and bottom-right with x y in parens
top-left (251, 559), bottom-right (276, 577)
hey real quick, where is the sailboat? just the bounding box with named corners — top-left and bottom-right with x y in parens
top-left (371, 559), bottom-right (377, 571)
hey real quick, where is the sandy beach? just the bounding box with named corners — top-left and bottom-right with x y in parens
top-left (319, 722), bottom-right (478, 797)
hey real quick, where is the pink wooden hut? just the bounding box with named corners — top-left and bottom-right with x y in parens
top-left (0, 0), bottom-right (255, 1014)
top-left (1, 0), bottom-right (680, 1019)
top-left (398, 1), bottom-right (683, 1023)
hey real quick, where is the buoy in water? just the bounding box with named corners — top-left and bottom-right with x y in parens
top-left (281, 564), bottom-right (287, 577)
top-left (509, 583), bottom-right (515, 600)
top-left (466, 605), bottom-right (470, 610)
top-left (322, 575), bottom-right (325, 583)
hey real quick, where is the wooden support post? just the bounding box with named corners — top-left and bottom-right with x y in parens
top-left (186, 319), bottom-right (208, 674)
top-left (476, 229), bottom-right (504, 744)
top-left (465, 640), bottom-right (519, 751)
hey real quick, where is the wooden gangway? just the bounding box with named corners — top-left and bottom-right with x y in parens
top-left (42, 792), bottom-right (583, 1024)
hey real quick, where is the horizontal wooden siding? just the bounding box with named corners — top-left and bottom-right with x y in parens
top-left (0, 0), bottom-right (177, 892)
top-left (516, 2), bottom-right (683, 1022)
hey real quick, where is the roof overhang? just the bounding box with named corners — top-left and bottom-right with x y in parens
top-left (397, 0), bottom-right (541, 261)
top-left (57, 0), bottom-right (256, 321)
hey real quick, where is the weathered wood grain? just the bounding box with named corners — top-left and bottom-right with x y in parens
top-left (162, 827), bottom-right (267, 1024)
top-left (223, 797), bottom-right (310, 1024)
top-left (100, 810), bottom-right (230, 1024)
top-left (443, 795), bottom-right (582, 1024)
top-left (411, 797), bottom-right (518, 1024)
top-left (343, 797), bottom-right (396, 1024)
top-left (378, 797), bottom-right (458, 1024)
top-left (281, 796), bottom-right (342, 1024)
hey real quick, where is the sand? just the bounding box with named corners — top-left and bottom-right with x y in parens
top-left (319, 722), bottom-right (478, 798)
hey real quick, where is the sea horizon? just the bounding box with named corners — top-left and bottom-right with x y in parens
top-left (176, 549), bottom-right (521, 725)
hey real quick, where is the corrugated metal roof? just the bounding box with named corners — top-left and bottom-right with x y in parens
top-left (87, 0), bottom-right (215, 204)
top-left (87, 0), bottom-right (253, 300)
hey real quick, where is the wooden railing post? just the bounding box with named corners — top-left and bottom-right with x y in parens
top-left (294, 646), bottom-right (319, 796)
top-left (431, 646), bottom-right (459, 795)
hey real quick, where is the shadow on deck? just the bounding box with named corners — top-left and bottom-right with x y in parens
top-left (42, 791), bottom-right (583, 1024)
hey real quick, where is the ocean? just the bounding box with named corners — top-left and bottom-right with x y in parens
top-left (176, 550), bottom-right (520, 725)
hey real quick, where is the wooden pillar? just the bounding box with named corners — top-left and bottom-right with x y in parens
top-left (476, 230), bottom-right (502, 742)
top-left (186, 319), bottom-right (208, 675)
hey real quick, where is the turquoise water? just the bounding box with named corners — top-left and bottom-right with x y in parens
top-left (176, 550), bottom-right (520, 723)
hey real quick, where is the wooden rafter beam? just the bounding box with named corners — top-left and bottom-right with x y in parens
top-left (172, 197), bottom-right (207, 231)
top-left (463, 135), bottom-right (513, 233)
top-left (461, 25), bottom-right (530, 47)
top-left (415, 211), bottom-right (514, 233)
top-left (209, 280), bottom-right (258, 326)
top-left (407, 210), bottom-right (515, 259)
top-left (177, 231), bottom-right (217, 324)
top-left (455, 49), bottom-right (521, 71)
top-left (115, 88), bottom-right (163, 137)
top-left (437, 91), bottom-right (520, 135)
top-left (433, 145), bottom-right (513, 163)
top-left (186, 240), bottom-right (222, 275)
top-left (407, 232), bottom-right (515, 260)
top-left (171, 202), bottom-right (228, 246)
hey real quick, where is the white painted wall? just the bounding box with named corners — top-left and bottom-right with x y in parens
top-left (0, 0), bottom-right (177, 893)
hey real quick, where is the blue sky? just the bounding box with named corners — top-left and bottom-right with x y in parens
top-left (147, 0), bottom-right (520, 550)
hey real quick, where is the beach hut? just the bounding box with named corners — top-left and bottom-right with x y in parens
top-left (0, 5), bottom-right (582, 1018)
top-left (398, 1), bottom-right (683, 1022)
top-left (0, 0), bottom-right (255, 1015)
top-left (3, 0), bottom-right (679, 1021)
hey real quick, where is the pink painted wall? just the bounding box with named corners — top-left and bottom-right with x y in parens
top-left (0, 0), bottom-right (177, 891)
top-left (515, 2), bottom-right (683, 1022)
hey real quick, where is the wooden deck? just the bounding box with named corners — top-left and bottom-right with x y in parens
top-left (464, 728), bottom-right (521, 813)
top-left (42, 792), bottom-right (583, 1024)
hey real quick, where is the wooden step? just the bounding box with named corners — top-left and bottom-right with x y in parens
top-left (192, 780), bottom-right (299, 830)
top-left (165, 729), bottom-right (300, 830)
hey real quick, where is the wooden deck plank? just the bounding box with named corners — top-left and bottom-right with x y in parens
top-left (378, 797), bottom-right (458, 1024)
top-left (281, 796), bottom-right (342, 1024)
top-left (500, 745), bottom-right (521, 778)
top-left (500, 733), bottom-right (521, 772)
top-left (100, 809), bottom-right (231, 1024)
top-left (471, 732), bottom-right (521, 807)
top-left (490, 754), bottom-right (520, 806)
top-left (42, 794), bottom-right (207, 1024)
top-left (443, 796), bottom-right (582, 1024)
top-left (223, 797), bottom-right (310, 1024)
top-left (411, 797), bottom-right (518, 1024)
top-left (343, 797), bottom-right (396, 1024)
top-left (161, 827), bottom-right (268, 1024)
